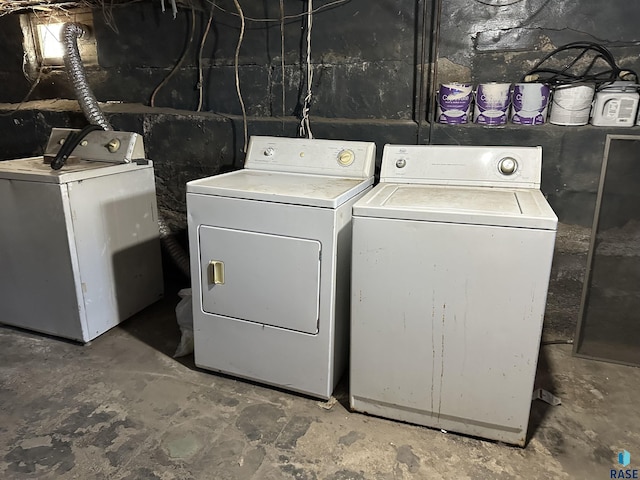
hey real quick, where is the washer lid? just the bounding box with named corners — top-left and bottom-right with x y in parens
top-left (0, 157), bottom-right (151, 183)
top-left (187, 169), bottom-right (373, 208)
top-left (352, 183), bottom-right (558, 230)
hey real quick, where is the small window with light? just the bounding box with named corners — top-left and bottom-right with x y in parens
top-left (21, 9), bottom-right (98, 69)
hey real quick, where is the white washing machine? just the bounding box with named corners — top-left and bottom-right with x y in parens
top-left (0, 129), bottom-right (163, 343)
top-left (350, 145), bottom-right (557, 446)
top-left (187, 136), bottom-right (375, 399)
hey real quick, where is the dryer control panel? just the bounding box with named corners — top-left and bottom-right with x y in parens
top-left (245, 136), bottom-right (375, 179)
top-left (380, 144), bottom-right (542, 188)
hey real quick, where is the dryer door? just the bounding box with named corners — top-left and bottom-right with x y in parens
top-left (198, 226), bottom-right (321, 334)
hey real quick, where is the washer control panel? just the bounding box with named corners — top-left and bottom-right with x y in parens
top-left (245, 136), bottom-right (375, 179)
top-left (380, 145), bottom-right (542, 188)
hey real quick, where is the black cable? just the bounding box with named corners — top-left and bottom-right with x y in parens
top-left (520, 41), bottom-right (638, 85)
top-left (562, 48), bottom-right (595, 77)
top-left (50, 125), bottom-right (103, 171)
top-left (51, 130), bottom-right (80, 170)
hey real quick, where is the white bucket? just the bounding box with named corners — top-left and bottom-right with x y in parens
top-left (511, 83), bottom-right (550, 125)
top-left (474, 83), bottom-right (511, 125)
top-left (436, 83), bottom-right (473, 124)
top-left (549, 84), bottom-right (595, 126)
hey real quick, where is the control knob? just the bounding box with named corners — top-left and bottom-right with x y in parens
top-left (498, 157), bottom-right (518, 175)
top-left (338, 149), bottom-right (355, 166)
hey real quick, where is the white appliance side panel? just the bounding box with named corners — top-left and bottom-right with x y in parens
top-left (0, 179), bottom-right (84, 340)
top-left (67, 167), bottom-right (164, 340)
top-left (350, 216), bottom-right (556, 444)
top-left (199, 226), bottom-right (321, 334)
top-left (188, 194), bottom-right (338, 399)
top-left (330, 189), bottom-right (372, 387)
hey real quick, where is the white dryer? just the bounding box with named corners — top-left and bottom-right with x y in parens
top-left (187, 136), bottom-right (375, 399)
top-left (350, 145), bottom-right (557, 446)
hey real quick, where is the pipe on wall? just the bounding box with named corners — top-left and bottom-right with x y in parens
top-left (426, 0), bottom-right (443, 144)
top-left (415, 0), bottom-right (430, 143)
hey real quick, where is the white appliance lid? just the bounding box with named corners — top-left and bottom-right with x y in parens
top-left (0, 156), bottom-right (151, 183)
top-left (187, 169), bottom-right (373, 208)
top-left (352, 183), bottom-right (558, 230)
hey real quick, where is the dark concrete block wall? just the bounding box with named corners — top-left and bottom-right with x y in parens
top-left (2, 0), bottom-right (640, 339)
top-left (0, 0), bottom-right (427, 174)
top-left (436, 0), bottom-right (640, 86)
top-left (0, 1), bottom-right (424, 120)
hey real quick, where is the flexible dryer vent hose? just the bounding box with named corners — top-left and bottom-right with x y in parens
top-left (61, 23), bottom-right (112, 131)
top-left (158, 218), bottom-right (191, 277)
top-left (61, 23), bottom-right (190, 277)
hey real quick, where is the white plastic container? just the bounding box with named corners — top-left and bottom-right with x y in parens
top-left (591, 82), bottom-right (639, 127)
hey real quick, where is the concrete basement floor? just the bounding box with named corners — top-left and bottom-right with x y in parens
top-left (1, 295), bottom-right (639, 480)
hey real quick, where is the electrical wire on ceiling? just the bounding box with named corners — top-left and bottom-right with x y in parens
top-left (150, 5), bottom-right (196, 108)
top-left (299, 0), bottom-right (313, 139)
top-left (160, 0), bottom-right (178, 18)
top-left (232, 0), bottom-right (248, 153)
top-left (208, 0), bottom-right (349, 23)
top-left (196, 0), bottom-right (215, 112)
top-left (0, 1), bottom-right (132, 17)
top-left (521, 41), bottom-right (639, 86)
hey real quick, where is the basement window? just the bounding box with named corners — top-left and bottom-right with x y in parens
top-left (21, 9), bottom-right (98, 70)
top-left (37, 22), bottom-right (65, 62)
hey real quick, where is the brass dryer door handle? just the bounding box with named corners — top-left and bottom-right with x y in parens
top-left (208, 260), bottom-right (225, 285)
